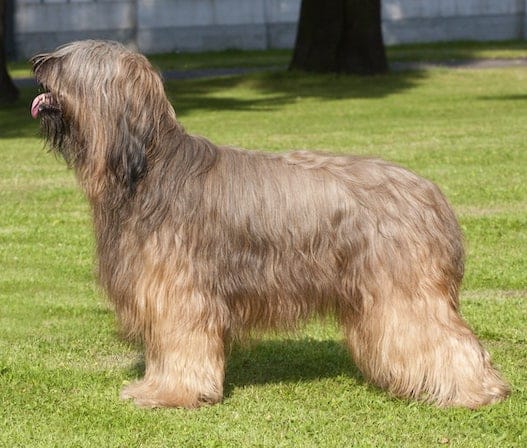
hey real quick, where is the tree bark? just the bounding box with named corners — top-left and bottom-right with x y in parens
top-left (0, 0), bottom-right (19, 104)
top-left (290, 0), bottom-right (388, 75)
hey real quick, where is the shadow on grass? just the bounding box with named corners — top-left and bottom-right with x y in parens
top-left (224, 338), bottom-right (361, 395)
top-left (166, 69), bottom-right (428, 116)
top-left (477, 94), bottom-right (527, 101)
top-left (0, 88), bottom-right (41, 139)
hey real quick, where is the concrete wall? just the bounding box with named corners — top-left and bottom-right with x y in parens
top-left (382, 0), bottom-right (527, 45)
top-left (12, 0), bottom-right (301, 58)
top-left (14, 0), bottom-right (137, 58)
top-left (11, 0), bottom-right (527, 60)
top-left (135, 0), bottom-right (300, 53)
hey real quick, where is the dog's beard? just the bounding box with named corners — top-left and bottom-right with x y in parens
top-left (41, 111), bottom-right (65, 148)
top-left (39, 111), bottom-right (79, 165)
top-left (32, 91), bottom-right (81, 167)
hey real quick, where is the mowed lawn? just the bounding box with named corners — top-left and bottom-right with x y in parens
top-left (1, 50), bottom-right (526, 447)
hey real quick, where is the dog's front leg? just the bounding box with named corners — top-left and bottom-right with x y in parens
top-left (120, 284), bottom-right (227, 409)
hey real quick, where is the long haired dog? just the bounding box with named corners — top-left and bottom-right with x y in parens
top-left (31, 40), bottom-right (509, 409)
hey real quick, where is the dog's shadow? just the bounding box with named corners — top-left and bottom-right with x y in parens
top-left (223, 338), bottom-right (362, 396)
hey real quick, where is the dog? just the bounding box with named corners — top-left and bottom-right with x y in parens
top-left (31, 40), bottom-right (509, 409)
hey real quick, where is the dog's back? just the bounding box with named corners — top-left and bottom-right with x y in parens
top-left (187, 147), bottom-right (464, 331)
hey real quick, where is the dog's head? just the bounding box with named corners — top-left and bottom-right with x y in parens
top-left (30, 40), bottom-right (176, 196)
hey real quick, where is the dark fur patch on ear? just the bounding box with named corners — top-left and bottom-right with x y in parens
top-left (107, 129), bottom-right (148, 195)
top-left (125, 138), bottom-right (148, 194)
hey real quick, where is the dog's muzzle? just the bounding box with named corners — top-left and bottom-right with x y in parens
top-left (31, 93), bottom-right (58, 119)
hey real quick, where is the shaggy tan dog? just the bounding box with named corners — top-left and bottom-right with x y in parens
top-left (31, 40), bottom-right (509, 409)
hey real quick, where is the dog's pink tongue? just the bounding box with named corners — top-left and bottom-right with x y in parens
top-left (31, 93), bottom-right (48, 119)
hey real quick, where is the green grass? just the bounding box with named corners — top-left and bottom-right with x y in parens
top-left (1, 50), bottom-right (526, 447)
top-left (148, 48), bottom-right (292, 72)
top-left (8, 48), bottom-right (293, 79)
top-left (386, 39), bottom-right (527, 62)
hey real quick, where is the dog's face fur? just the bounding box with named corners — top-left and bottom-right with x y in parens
top-left (31, 41), bottom-right (127, 158)
top-left (31, 40), bottom-right (176, 196)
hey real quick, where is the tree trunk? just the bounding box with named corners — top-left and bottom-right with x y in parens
top-left (290, 0), bottom-right (388, 75)
top-left (0, 0), bottom-right (18, 104)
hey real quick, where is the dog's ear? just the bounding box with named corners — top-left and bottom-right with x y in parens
top-left (106, 117), bottom-right (148, 195)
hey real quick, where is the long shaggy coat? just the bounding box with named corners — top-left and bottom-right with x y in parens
top-left (31, 40), bottom-right (509, 409)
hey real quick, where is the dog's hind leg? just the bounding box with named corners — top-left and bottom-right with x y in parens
top-left (340, 279), bottom-right (510, 408)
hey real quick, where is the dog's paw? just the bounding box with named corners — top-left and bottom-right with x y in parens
top-left (120, 380), bottom-right (215, 409)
